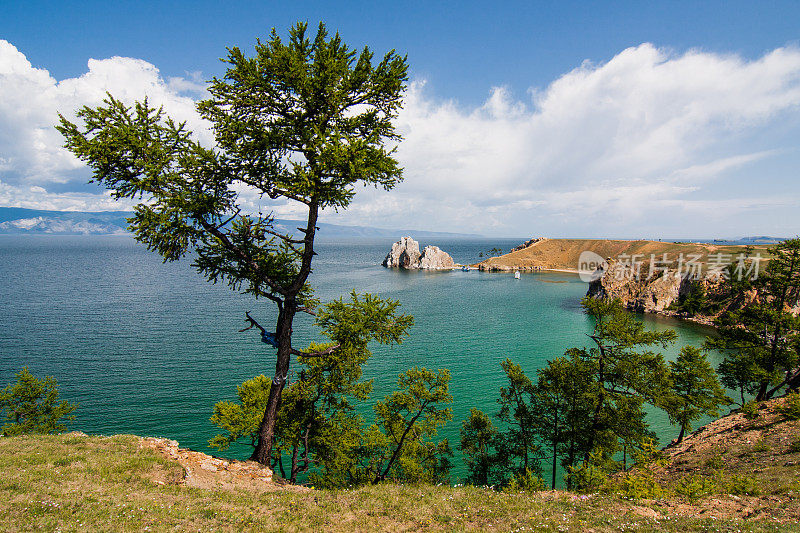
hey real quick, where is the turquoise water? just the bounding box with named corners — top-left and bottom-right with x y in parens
top-left (0, 235), bottom-right (718, 483)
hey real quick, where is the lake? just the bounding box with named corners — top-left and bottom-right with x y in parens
top-left (0, 235), bottom-right (719, 484)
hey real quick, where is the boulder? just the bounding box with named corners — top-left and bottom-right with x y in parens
top-left (418, 245), bottom-right (455, 269)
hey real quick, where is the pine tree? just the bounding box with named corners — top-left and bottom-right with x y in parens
top-left (459, 408), bottom-right (499, 485)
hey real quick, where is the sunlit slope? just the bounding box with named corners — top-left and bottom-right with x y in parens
top-left (478, 239), bottom-right (771, 271)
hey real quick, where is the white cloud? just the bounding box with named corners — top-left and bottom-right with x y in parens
top-left (333, 43), bottom-right (800, 236)
top-left (2, 40), bottom-right (800, 237)
top-left (0, 39), bottom-right (211, 193)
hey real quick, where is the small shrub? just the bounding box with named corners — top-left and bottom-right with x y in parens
top-left (788, 437), bottom-right (800, 454)
top-left (633, 438), bottom-right (669, 468)
top-left (779, 391), bottom-right (800, 420)
top-left (503, 468), bottom-right (546, 493)
top-left (567, 460), bottom-right (610, 494)
top-left (705, 453), bottom-right (724, 471)
top-left (741, 400), bottom-right (759, 420)
top-left (614, 471), bottom-right (666, 500)
top-left (727, 475), bottom-right (761, 496)
top-left (751, 439), bottom-right (770, 453)
top-left (674, 475), bottom-right (718, 502)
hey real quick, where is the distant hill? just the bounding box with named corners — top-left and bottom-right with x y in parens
top-left (0, 208), bottom-right (480, 240)
top-left (479, 238), bottom-right (773, 272)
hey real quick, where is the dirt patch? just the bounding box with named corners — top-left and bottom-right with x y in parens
top-left (139, 437), bottom-right (309, 493)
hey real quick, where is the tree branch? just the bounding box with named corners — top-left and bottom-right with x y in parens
top-left (198, 218), bottom-right (288, 297)
top-left (291, 344), bottom-right (341, 358)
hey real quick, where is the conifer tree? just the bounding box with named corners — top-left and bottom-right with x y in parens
top-left (708, 238), bottom-right (800, 401)
top-left (665, 346), bottom-right (729, 442)
top-left (57, 22), bottom-right (408, 465)
top-left (0, 367), bottom-right (77, 436)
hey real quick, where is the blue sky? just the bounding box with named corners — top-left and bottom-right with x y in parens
top-left (1, 1), bottom-right (800, 237)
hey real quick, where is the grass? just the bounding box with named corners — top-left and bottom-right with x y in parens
top-left (1, 434), bottom-right (798, 532)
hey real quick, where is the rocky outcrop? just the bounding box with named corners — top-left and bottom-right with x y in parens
top-left (382, 237), bottom-right (455, 270)
top-left (137, 436), bottom-right (305, 492)
top-left (382, 236), bottom-right (422, 268)
top-left (418, 246), bottom-right (455, 269)
top-left (510, 237), bottom-right (546, 253)
top-left (587, 260), bottom-right (692, 313)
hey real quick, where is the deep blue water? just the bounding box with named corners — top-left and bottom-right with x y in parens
top-left (0, 235), bottom-right (718, 484)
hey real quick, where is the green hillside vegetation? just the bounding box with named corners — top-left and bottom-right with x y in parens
top-left (1, 429), bottom-right (798, 532)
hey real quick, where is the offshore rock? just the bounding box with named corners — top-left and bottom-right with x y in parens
top-left (418, 245), bottom-right (455, 269)
top-left (382, 236), bottom-right (422, 268)
top-left (382, 237), bottom-right (455, 270)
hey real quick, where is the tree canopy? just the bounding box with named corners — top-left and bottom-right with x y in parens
top-left (0, 367), bottom-right (77, 436)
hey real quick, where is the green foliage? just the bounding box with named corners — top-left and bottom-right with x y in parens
top-left (494, 359), bottom-right (543, 482)
top-left (566, 452), bottom-right (614, 493)
top-left (632, 438), bottom-right (669, 469)
top-left (669, 282), bottom-right (710, 317)
top-left (789, 436), bottom-right (800, 453)
top-left (665, 346), bottom-right (730, 442)
top-left (209, 375), bottom-right (271, 451)
top-left (568, 297), bottom-right (675, 464)
top-left (371, 368), bottom-right (454, 484)
top-left (209, 292), bottom-right (414, 485)
top-left (727, 475), bottom-right (761, 496)
top-left (673, 474), bottom-right (718, 502)
top-left (529, 355), bottom-right (594, 489)
top-left (0, 367), bottom-right (77, 436)
top-left (707, 238), bottom-right (800, 402)
top-left (740, 400), bottom-right (760, 420)
top-left (779, 391), bottom-right (800, 420)
top-left (459, 408), bottom-right (499, 486)
top-left (705, 453), bottom-right (725, 470)
top-left (58, 21), bottom-right (410, 465)
top-left (503, 468), bottom-right (546, 493)
top-left (613, 471), bottom-right (666, 500)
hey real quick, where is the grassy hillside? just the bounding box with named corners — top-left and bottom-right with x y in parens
top-left (479, 238), bottom-right (771, 272)
top-left (1, 427), bottom-right (798, 531)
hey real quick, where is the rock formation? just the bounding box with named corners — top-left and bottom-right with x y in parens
top-left (510, 237), bottom-right (545, 253)
top-left (587, 260), bottom-right (692, 313)
top-left (418, 246), bottom-right (455, 269)
top-left (382, 237), bottom-right (455, 270)
top-left (382, 236), bottom-right (422, 268)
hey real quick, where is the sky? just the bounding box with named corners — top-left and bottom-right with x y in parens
top-left (1, 0), bottom-right (800, 238)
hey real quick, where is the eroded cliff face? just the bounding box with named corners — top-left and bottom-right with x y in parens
top-left (382, 237), bottom-right (455, 269)
top-left (587, 260), bottom-right (695, 313)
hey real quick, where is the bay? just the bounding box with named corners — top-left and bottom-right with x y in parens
top-left (0, 235), bottom-right (718, 483)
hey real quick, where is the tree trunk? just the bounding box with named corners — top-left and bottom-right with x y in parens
top-left (756, 381), bottom-right (768, 402)
top-left (250, 201), bottom-right (319, 467)
top-left (551, 409), bottom-right (558, 489)
top-left (251, 302), bottom-right (296, 464)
